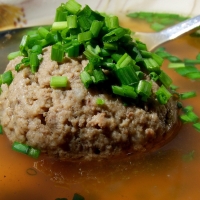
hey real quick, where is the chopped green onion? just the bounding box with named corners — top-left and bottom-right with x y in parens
top-left (52, 22), bottom-right (68, 31)
top-left (50, 76), bottom-right (68, 88)
top-left (29, 51), bottom-right (39, 73)
top-left (143, 58), bottom-right (160, 73)
top-left (116, 53), bottom-right (135, 69)
top-left (72, 193), bottom-right (85, 200)
top-left (137, 80), bottom-right (152, 101)
top-left (156, 85), bottom-right (172, 104)
top-left (84, 62), bottom-right (94, 75)
top-left (196, 53), bottom-right (200, 60)
top-left (51, 44), bottom-right (64, 62)
top-left (168, 62), bottom-right (185, 69)
top-left (80, 71), bottom-right (93, 88)
top-left (0, 125), bottom-right (3, 134)
top-left (115, 65), bottom-right (139, 85)
top-left (180, 111), bottom-right (199, 123)
top-left (184, 58), bottom-right (200, 65)
top-left (67, 43), bottom-right (80, 57)
top-left (27, 147), bottom-right (41, 159)
top-left (193, 123), bottom-right (200, 132)
top-left (93, 69), bottom-right (107, 83)
top-left (102, 28), bottom-right (126, 42)
top-left (175, 66), bottom-right (199, 76)
top-left (136, 71), bottom-right (144, 79)
top-left (182, 150), bottom-right (195, 162)
top-left (38, 27), bottom-right (50, 39)
top-left (151, 22), bottom-right (165, 31)
top-left (151, 53), bottom-right (163, 65)
top-left (105, 16), bottom-right (119, 30)
top-left (103, 42), bottom-right (118, 50)
top-left (112, 85), bottom-right (137, 99)
top-left (1, 70), bottom-right (13, 85)
top-left (54, 6), bottom-right (68, 22)
top-left (158, 71), bottom-right (172, 87)
top-left (67, 15), bottom-right (77, 29)
top-left (183, 105), bottom-right (193, 113)
top-left (186, 72), bottom-right (200, 80)
top-left (78, 31), bottom-right (93, 43)
top-left (122, 85), bottom-right (138, 98)
top-left (7, 51), bottom-right (22, 60)
top-left (20, 35), bottom-right (29, 55)
top-left (96, 98), bottom-right (105, 105)
top-left (135, 40), bottom-right (147, 51)
top-left (167, 55), bottom-right (182, 63)
top-left (12, 142), bottom-right (29, 154)
top-left (31, 44), bottom-right (42, 54)
top-left (65, 0), bottom-right (81, 14)
top-left (112, 85), bottom-right (124, 96)
top-left (180, 91), bottom-right (196, 100)
top-left (149, 72), bottom-right (159, 81)
top-left (170, 84), bottom-right (179, 90)
top-left (77, 15), bottom-right (92, 31)
top-left (90, 20), bottom-right (103, 37)
top-left (12, 141), bottom-right (40, 158)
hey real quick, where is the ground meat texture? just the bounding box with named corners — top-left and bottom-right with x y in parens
top-left (0, 46), bottom-right (179, 160)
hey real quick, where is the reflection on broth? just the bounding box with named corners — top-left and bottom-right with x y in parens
top-left (1, 17), bottom-right (200, 200)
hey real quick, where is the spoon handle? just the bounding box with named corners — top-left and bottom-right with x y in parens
top-left (160, 15), bottom-right (200, 40)
top-left (133, 15), bottom-right (200, 51)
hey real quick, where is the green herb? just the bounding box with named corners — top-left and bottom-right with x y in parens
top-left (50, 76), bottom-right (68, 88)
top-left (7, 0), bottom-right (174, 105)
top-left (51, 44), bottom-right (64, 62)
top-left (72, 193), bottom-right (85, 200)
top-left (156, 85), bottom-right (172, 105)
top-left (0, 125), bottom-right (3, 134)
top-left (168, 62), bottom-right (185, 69)
top-left (180, 91), bottom-right (196, 100)
top-left (7, 51), bottom-right (22, 60)
top-left (182, 150), bottom-right (195, 162)
top-left (0, 70), bottom-right (14, 85)
top-left (137, 80), bottom-right (152, 101)
top-left (127, 12), bottom-right (188, 31)
top-left (96, 98), bottom-right (105, 105)
top-left (12, 141), bottom-right (40, 158)
top-left (193, 122), bottom-right (200, 132)
top-left (180, 111), bottom-right (199, 123)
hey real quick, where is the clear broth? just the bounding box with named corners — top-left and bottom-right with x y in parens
top-left (1, 17), bottom-right (200, 200)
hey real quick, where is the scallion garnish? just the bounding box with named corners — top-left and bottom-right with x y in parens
top-left (7, 51), bottom-right (22, 60)
top-left (8, 0), bottom-right (175, 106)
top-left (158, 71), bottom-right (172, 87)
top-left (0, 125), bottom-right (3, 134)
top-left (50, 76), bottom-right (68, 88)
top-left (137, 80), bottom-right (152, 101)
top-left (0, 70), bottom-right (14, 85)
top-left (180, 91), bottom-right (196, 100)
top-left (72, 193), bottom-right (85, 200)
top-left (156, 85), bottom-right (172, 105)
top-left (96, 98), bottom-right (105, 105)
top-left (80, 71), bottom-right (93, 88)
top-left (52, 22), bottom-right (68, 31)
top-left (193, 123), bottom-right (200, 132)
top-left (51, 43), bottom-right (64, 62)
top-left (12, 141), bottom-right (40, 158)
top-left (65, 0), bottom-right (81, 14)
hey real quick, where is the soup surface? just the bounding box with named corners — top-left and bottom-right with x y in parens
top-left (1, 16), bottom-right (200, 200)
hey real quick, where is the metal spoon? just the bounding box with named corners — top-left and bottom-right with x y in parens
top-left (133, 15), bottom-right (200, 51)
